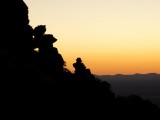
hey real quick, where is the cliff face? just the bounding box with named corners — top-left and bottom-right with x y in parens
top-left (1, 0), bottom-right (32, 57)
top-left (0, 0), bottom-right (42, 112)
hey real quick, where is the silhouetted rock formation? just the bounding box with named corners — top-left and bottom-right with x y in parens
top-left (0, 1), bottom-right (160, 119)
top-left (73, 57), bottom-right (86, 74)
top-left (1, 0), bottom-right (33, 60)
top-left (73, 57), bottom-right (95, 80)
top-left (33, 25), bottom-right (65, 76)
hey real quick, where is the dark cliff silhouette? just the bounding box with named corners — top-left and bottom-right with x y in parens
top-left (0, 0), bottom-right (159, 119)
top-left (33, 25), bottom-right (65, 76)
top-left (1, 0), bottom-right (33, 60)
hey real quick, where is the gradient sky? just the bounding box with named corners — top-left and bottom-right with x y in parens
top-left (24, 0), bottom-right (160, 75)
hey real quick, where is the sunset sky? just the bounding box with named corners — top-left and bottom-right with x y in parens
top-left (24, 0), bottom-right (160, 75)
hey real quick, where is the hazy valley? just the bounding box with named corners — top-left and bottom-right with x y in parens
top-left (97, 73), bottom-right (160, 106)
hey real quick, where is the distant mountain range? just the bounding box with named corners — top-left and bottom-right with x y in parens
top-left (96, 73), bottom-right (160, 107)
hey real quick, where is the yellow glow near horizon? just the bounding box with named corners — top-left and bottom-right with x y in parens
top-left (24, 0), bottom-right (160, 75)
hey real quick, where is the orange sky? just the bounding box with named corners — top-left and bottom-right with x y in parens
top-left (24, 0), bottom-right (160, 75)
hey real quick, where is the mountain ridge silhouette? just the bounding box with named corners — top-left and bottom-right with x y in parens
top-left (97, 73), bottom-right (160, 107)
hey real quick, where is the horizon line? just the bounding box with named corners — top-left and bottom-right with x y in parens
top-left (94, 72), bottom-right (160, 76)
